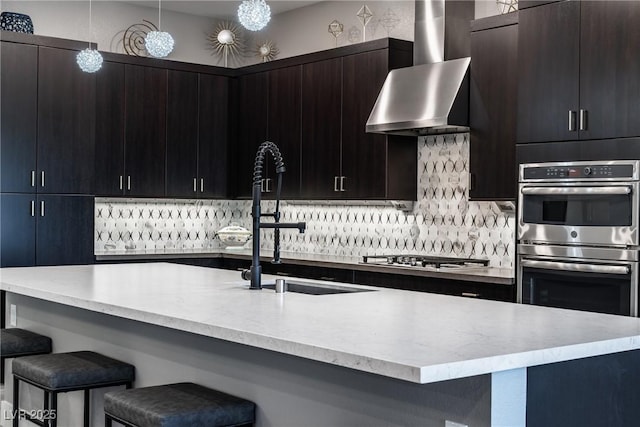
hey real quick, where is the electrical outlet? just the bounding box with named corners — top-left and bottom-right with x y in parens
top-left (445, 421), bottom-right (468, 427)
top-left (10, 304), bottom-right (17, 326)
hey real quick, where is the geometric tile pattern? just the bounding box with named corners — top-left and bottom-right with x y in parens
top-left (95, 133), bottom-right (515, 268)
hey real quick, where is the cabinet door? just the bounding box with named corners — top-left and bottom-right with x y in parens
top-left (235, 72), bottom-right (268, 198)
top-left (267, 66), bottom-right (301, 199)
top-left (469, 23), bottom-right (518, 200)
top-left (517, 1), bottom-right (580, 143)
top-left (36, 195), bottom-right (94, 266)
top-left (301, 58), bottom-right (342, 199)
top-left (579, 1), bottom-right (640, 140)
top-left (199, 73), bottom-right (229, 198)
top-left (95, 61), bottom-right (126, 196)
top-left (0, 42), bottom-right (37, 193)
top-left (0, 194), bottom-right (36, 267)
top-left (166, 70), bottom-right (199, 198)
top-left (37, 46), bottom-right (96, 194)
top-left (342, 50), bottom-right (389, 199)
top-left (124, 64), bottom-right (167, 197)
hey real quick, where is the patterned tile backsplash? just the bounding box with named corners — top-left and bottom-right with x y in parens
top-left (96, 134), bottom-right (516, 268)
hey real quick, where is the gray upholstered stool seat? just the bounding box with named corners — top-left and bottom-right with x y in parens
top-left (12, 351), bottom-right (135, 427)
top-left (0, 328), bottom-right (52, 384)
top-left (104, 382), bottom-right (256, 427)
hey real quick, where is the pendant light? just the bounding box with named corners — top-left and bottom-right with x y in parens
top-left (76, 0), bottom-right (103, 73)
top-left (238, 0), bottom-right (271, 31)
top-left (145, 0), bottom-right (174, 58)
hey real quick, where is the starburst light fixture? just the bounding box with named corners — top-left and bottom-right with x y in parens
top-left (145, 0), bottom-right (174, 58)
top-left (238, 0), bottom-right (271, 31)
top-left (76, 0), bottom-right (103, 73)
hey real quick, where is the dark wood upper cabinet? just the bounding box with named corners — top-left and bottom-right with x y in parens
top-left (301, 43), bottom-right (415, 201)
top-left (198, 73), bottom-right (230, 199)
top-left (518, 0), bottom-right (640, 143)
top-left (124, 64), bottom-right (167, 197)
top-left (0, 193), bottom-right (36, 267)
top-left (517, 0), bottom-right (579, 143)
top-left (579, 1), bottom-right (640, 140)
top-left (235, 72), bottom-right (268, 198)
top-left (166, 70), bottom-right (230, 199)
top-left (301, 57), bottom-right (343, 199)
top-left (266, 66), bottom-right (302, 199)
top-left (0, 41), bottom-right (37, 193)
top-left (95, 61), bottom-right (126, 196)
top-left (470, 16), bottom-right (518, 200)
top-left (166, 70), bottom-right (199, 198)
top-left (37, 46), bottom-right (95, 194)
top-left (342, 49), bottom-right (416, 200)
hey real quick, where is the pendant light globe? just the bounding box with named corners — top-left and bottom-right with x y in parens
top-left (238, 0), bottom-right (271, 31)
top-left (145, 30), bottom-right (174, 58)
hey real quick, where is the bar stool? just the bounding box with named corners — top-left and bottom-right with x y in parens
top-left (12, 351), bottom-right (135, 427)
top-left (104, 382), bottom-right (256, 427)
top-left (0, 328), bottom-right (52, 384)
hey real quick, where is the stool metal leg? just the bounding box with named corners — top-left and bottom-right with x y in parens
top-left (12, 377), bottom-right (19, 427)
top-left (44, 390), bottom-right (50, 426)
top-left (104, 414), bottom-right (112, 427)
top-left (50, 392), bottom-right (57, 427)
top-left (83, 389), bottom-right (90, 427)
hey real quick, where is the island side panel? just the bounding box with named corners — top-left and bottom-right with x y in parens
top-left (3, 293), bottom-right (492, 427)
top-left (527, 349), bottom-right (640, 427)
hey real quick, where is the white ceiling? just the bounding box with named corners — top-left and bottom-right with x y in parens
top-left (122, 1), bottom-right (322, 18)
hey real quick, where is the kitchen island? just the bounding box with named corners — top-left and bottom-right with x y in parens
top-left (2, 263), bottom-right (640, 426)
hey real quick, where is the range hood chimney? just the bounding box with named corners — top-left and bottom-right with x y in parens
top-left (366, 0), bottom-right (474, 136)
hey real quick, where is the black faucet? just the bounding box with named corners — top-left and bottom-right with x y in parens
top-left (241, 141), bottom-right (306, 290)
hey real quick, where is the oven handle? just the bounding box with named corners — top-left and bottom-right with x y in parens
top-left (521, 186), bottom-right (632, 196)
top-left (521, 259), bottom-right (630, 275)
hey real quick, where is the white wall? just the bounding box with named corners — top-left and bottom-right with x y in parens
top-left (1, 1), bottom-right (510, 67)
top-left (1, 0), bottom-right (222, 66)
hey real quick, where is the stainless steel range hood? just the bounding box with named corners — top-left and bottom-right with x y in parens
top-left (366, 0), bottom-right (473, 136)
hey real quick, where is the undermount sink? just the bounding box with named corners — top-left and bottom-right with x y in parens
top-left (261, 280), bottom-right (376, 295)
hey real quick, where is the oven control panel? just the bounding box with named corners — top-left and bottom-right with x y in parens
top-left (521, 162), bottom-right (637, 181)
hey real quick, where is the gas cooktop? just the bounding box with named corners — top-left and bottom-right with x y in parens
top-left (362, 254), bottom-right (489, 269)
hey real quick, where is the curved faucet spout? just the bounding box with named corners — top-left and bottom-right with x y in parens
top-left (243, 141), bottom-right (306, 290)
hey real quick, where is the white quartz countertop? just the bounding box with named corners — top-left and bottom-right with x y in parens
top-left (2, 263), bottom-right (640, 384)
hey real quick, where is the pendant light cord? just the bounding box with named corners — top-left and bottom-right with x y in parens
top-left (88, 0), bottom-right (92, 48)
top-left (158, 0), bottom-right (162, 30)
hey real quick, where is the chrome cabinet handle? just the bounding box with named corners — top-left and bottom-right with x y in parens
top-left (40, 200), bottom-right (45, 217)
top-left (127, 176), bottom-right (131, 191)
top-left (579, 109), bottom-right (587, 131)
top-left (568, 110), bottom-right (576, 131)
top-left (193, 178), bottom-right (197, 192)
top-left (521, 186), bottom-right (631, 196)
top-left (521, 259), bottom-right (630, 275)
top-left (340, 176), bottom-right (346, 192)
top-left (261, 179), bottom-right (265, 193)
top-left (31, 200), bottom-right (35, 217)
top-left (31, 171), bottom-right (36, 187)
top-left (334, 176), bottom-right (339, 192)
top-left (461, 292), bottom-right (480, 298)
top-left (265, 178), bottom-right (270, 193)
top-left (200, 178), bottom-right (204, 193)
top-left (41, 171), bottom-right (45, 187)
top-left (119, 175), bottom-right (123, 191)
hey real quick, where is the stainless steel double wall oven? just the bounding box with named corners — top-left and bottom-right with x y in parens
top-left (517, 160), bottom-right (640, 316)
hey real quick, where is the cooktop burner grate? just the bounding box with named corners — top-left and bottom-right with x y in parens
top-left (362, 254), bottom-right (490, 268)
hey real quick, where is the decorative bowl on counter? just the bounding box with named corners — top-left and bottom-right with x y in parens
top-left (215, 224), bottom-right (251, 249)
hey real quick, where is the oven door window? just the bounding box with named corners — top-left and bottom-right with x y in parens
top-left (522, 191), bottom-right (632, 226)
top-left (521, 266), bottom-right (632, 316)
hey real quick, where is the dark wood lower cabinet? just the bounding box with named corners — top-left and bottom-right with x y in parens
top-left (0, 194), bottom-right (94, 267)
